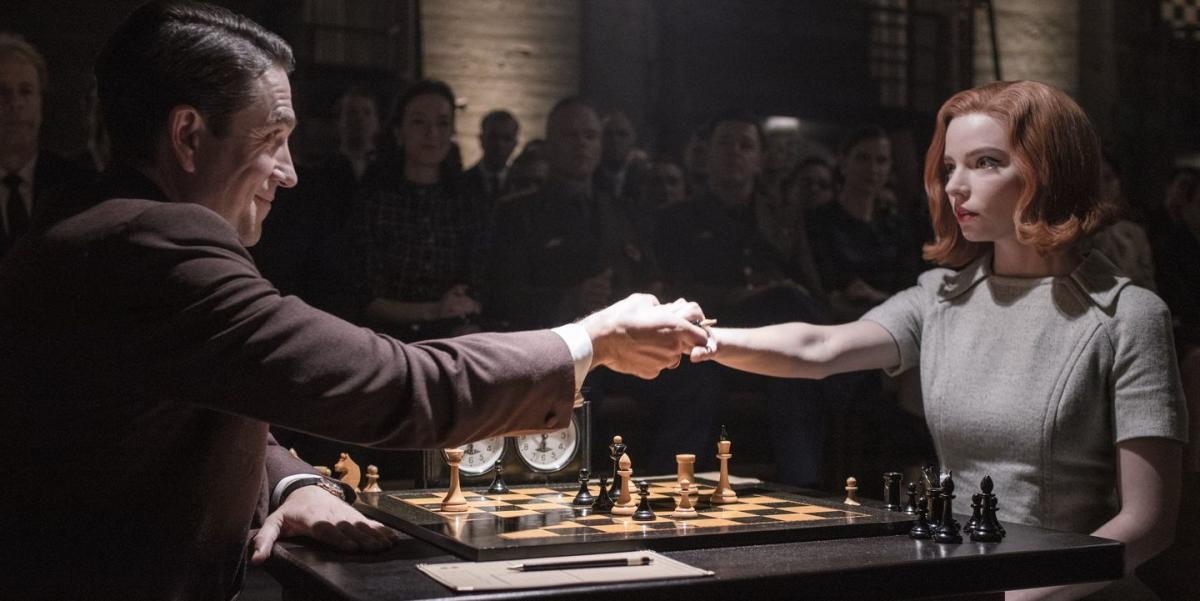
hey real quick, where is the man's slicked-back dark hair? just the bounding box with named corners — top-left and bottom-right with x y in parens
top-left (95, 0), bottom-right (295, 165)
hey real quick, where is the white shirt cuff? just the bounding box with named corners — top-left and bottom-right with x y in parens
top-left (270, 474), bottom-right (323, 510)
top-left (551, 323), bottom-right (593, 391)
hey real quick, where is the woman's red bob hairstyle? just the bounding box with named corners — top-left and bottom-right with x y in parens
top-left (922, 80), bottom-right (1114, 267)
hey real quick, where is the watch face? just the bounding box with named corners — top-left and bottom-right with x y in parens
top-left (443, 437), bottom-right (506, 476)
top-left (515, 416), bottom-right (579, 473)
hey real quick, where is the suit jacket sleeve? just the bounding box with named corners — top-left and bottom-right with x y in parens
top-left (96, 202), bottom-right (576, 448)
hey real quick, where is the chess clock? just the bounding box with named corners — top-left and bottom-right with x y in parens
top-left (441, 436), bottom-right (505, 476)
top-left (421, 392), bottom-right (592, 487)
top-left (514, 412), bottom-right (581, 473)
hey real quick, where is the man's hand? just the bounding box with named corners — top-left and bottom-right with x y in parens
top-left (580, 294), bottom-right (708, 379)
top-left (250, 485), bottom-right (401, 564)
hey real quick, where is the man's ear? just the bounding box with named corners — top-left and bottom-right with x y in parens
top-left (167, 106), bottom-right (205, 174)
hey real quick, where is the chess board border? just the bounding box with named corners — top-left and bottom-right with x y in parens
top-left (356, 478), bottom-right (915, 561)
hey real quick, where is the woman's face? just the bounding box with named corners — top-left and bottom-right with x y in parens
top-left (942, 113), bottom-right (1024, 244)
top-left (840, 137), bottom-right (892, 194)
top-left (647, 162), bottom-right (687, 205)
top-left (789, 163), bottom-right (834, 209)
top-left (398, 93), bottom-right (454, 168)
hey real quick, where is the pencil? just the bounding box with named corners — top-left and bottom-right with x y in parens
top-left (507, 556), bottom-right (653, 572)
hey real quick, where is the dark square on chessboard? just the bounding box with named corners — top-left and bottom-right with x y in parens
top-left (355, 479), bottom-right (915, 561)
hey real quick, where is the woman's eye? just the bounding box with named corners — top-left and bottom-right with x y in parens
top-left (942, 164), bottom-right (955, 180)
top-left (977, 157), bottom-right (999, 168)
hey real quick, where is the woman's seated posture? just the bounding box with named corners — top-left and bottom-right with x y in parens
top-left (693, 81), bottom-right (1187, 601)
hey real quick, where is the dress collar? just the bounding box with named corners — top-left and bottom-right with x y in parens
top-left (937, 249), bottom-right (1130, 310)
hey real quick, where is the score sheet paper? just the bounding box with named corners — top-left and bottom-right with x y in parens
top-left (417, 550), bottom-right (714, 591)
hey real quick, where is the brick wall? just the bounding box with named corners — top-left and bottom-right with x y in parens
top-left (974, 0), bottom-right (1080, 97)
top-left (421, 0), bottom-right (582, 167)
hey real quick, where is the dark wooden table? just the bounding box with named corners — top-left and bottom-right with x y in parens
top-left (265, 519), bottom-right (1123, 600)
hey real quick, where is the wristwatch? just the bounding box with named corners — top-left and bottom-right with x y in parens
top-left (272, 475), bottom-right (356, 510)
top-left (309, 477), bottom-right (348, 501)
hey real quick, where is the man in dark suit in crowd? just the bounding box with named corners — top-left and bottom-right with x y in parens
top-left (595, 110), bottom-right (650, 202)
top-left (489, 97), bottom-right (658, 330)
top-left (0, 33), bottom-right (90, 256)
top-left (463, 109), bottom-right (519, 200)
top-left (656, 111), bottom-right (835, 488)
top-left (0, 3), bottom-right (707, 599)
top-left (252, 85), bottom-right (380, 321)
top-left (488, 97), bottom-right (718, 474)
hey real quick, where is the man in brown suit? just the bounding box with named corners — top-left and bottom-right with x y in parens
top-left (0, 2), bottom-right (707, 599)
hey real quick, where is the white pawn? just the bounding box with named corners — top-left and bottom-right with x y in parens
top-left (844, 476), bottom-right (861, 506)
top-left (674, 453), bottom-right (696, 495)
top-left (363, 465), bottom-right (382, 493)
top-left (612, 453), bottom-right (637, 516)
top-left (441, 449), bottom-right (470, 513)
top-left (672, 479), bottom-right (698, 519)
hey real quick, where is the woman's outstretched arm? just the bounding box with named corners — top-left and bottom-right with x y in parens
top-left (690, 320), bottom-right (900, 379)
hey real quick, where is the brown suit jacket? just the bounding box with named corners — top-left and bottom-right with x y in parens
top-left (0, 169), bottom-right (574, 600)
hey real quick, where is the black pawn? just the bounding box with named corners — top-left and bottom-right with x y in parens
top-left (963, 492), bottom-right (983, 535)
top-left (487, 463), bottom-right (510, 494)
top-left (971, 475), bottom-right (1004, 542)
top-left (904, 482), bottom-right (920, 515)
top-left (591, 476), bottom-right (614, 512)
top-left (572, 468), bottom-right (595, 506)
top-left (928, 486), bottom-right (944, 528)
top-left (883, 472), bottom-right (903, 511)
top-left (990, 496), bottom-right (1006, 537)
top-left (933, 473), bottom-right (962, 544)
top-left (985, 476), bottom-right (1006, 538)
top-left (632, 480), bottom-right (656, 521)
top-left (909, 496), bottom-right (933, 539)
top-left (609, 438), bottom-right (627, 502)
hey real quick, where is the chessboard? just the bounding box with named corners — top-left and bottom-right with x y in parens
top-left (356, 478), bottom-right (914, 561)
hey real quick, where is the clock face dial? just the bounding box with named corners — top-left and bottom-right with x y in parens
top-left (515, 417), bottom-right (579, 473)
top-left (443, 437), bottom-right (506, 476)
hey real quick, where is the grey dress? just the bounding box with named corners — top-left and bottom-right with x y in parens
top-left (863, 251), bottom-right (1187, 535)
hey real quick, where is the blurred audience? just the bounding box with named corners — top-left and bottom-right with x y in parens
top-left (789, 156), bottom-right (835, 210)
top-left (76, 81), bottom-right (110, 173)
top-left (595, 110), bottom-right (650, 201)
top-left (504, 140), bottom-right (549, 195)
top-left (20, 22), bottom-right (1200, 491)
top-left (762, 128), bottom-right (800, 199)
top-left (1157, 167), bottom-right (1200, 336)
top-left (1155, 165), bottom-right (1200, 473)
top-left (757, 158), bottom-right (826, 302)
top-left (641, 158), bottom-right (688, 208)
top-left (1084, 148), bottom-right (1156, 291)
top-left (489, 97), bottom-right (656, 330)
top-left (683, 124), bottom-right (709, 195)
top-left (807, 124), bottom-right (921, 321)
top-left (464, 109), bottom-right (519, 200)
top-left (252, 84), bottom-right (381, 320)
top-left (655, 110), bottom-right (834, 486)
top-left (0, 34), bottom-right (89, 256)
top-left (352, 79), bottom-right (492, 341)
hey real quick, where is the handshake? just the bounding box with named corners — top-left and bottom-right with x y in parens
top-left (577, 293), bottom-right (719, 380)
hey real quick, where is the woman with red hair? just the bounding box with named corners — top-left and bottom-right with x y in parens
top-left (692, 81), bottom-right (1186, 600)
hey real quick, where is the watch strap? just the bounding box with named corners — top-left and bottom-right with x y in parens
top-left (271, 474), bottom-right (356, 510)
